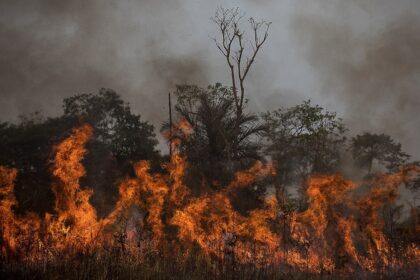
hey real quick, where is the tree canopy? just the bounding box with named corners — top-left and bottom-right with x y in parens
top-left (0, 89), bottom-right (159, 216)
top-left (350, 132), bottom-right (410, 174)
top-left (166, 83), bottom-right (264, 190)
top-left (263, 100), bottom-right (347, 185)
top-left (63, 88), bottom-right (158, 162)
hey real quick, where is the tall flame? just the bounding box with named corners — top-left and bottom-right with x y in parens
top-left (0, 123), bottom-right (419, 275)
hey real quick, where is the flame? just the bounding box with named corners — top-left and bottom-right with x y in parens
top-left (0, 123), bottom-right (419, 275)
top-left (0, 166), bottom-right (41, 261)
top-left (46, 124), bottom-right (101, 253)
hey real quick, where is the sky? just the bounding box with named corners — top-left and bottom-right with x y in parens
top-left (0, 0), bottom-right (419, 158)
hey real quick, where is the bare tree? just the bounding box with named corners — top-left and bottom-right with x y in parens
top-left (212, 7), bottom-right (271, 119)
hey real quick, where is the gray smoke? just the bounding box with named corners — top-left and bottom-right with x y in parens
top-left (0, 0), bottom-right (211, 128)
top-left (290, 0), bottom-right (420, 159)
top-left (0, 0), bottom-right (419, 158)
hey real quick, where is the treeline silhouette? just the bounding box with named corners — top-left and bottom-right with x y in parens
top-left (1, 85), bottom-right (419, 280)
top-left (0, 86), bottom-right (417, 218)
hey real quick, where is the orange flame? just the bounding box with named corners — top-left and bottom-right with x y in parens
top-left (0, 123), bottom-right (419, 274)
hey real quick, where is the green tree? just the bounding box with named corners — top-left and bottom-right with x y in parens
top-left (63, 88), bottom-right (158, 162)
top-left (167, 83), bottom-right (265, 190)
top-left (0, 89), bottom-right (159, 216)
top-left (263, 100), bottom-right (347, 201)
top-left (0, 114), bottom-right (75, 214)
top-left (350, 133), bottom-right (409, 174)
top-left (63, 89), bottom-right (159, 216)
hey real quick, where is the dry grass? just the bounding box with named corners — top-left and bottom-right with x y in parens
top-left (1, 248), bottom-right (418, 280)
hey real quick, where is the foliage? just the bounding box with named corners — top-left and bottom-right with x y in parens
top-left (166, 83), bottom-right (265, 190)
top-left (63, 88), bottom-right (158, 162)
top-left (0, 116), bottom-right (75, 214)
top-left (263, 100), bottom-right (347, 187)
top-left (0, 89), bottom-right (159, 216)
top-left (350, 133), bottom-right (410, 173)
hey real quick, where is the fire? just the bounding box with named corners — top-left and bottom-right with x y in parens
top-left (106, 160), bottom-right (169, 246)
top-left (0, 166), bottom-right (41, 262)
top-left (46, 124), bottom-right (101, 253)
top-left (0, 123), bottom-right (419, 274)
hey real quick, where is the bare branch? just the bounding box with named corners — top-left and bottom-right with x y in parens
top-left (212, 7), bottom-right (270, 117)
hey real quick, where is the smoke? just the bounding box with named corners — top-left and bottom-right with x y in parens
top-left (0, 0), bottom-right (210, 128)
top-left (290, 0), bottom-right (420, 159)
top-left (1, 0), bottom-right (419, 158)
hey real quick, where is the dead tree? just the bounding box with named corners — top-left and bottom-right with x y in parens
top-left (212, 7), bottom-right (271, 120)
top-left (212, 8), bottom-right (270, 165)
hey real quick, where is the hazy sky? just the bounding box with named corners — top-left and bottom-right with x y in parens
top-left (1, 0), bottom-right (419, 158)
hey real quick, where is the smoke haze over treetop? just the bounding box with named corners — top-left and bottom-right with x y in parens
top-left (0, 0), bottom-right (419, 158)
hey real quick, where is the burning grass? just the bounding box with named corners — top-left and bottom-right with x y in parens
top-left (1, 124), bottom-right (419, 279)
